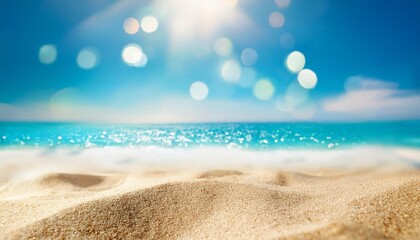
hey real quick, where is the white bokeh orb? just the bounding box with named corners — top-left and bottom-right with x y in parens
top-left (286, 51), bottom-right (305, 73)
top-left (141, 16), bottom-right (159, 33)
top-left (122, 44), bottom-right (147, 67)
top-left (298, 69), bottom-right (318, 89)
top-left (190, 81), bottom-right (209, 101)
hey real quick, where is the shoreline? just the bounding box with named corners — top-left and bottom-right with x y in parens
top-left (1, 145), bottom-right (419, 183)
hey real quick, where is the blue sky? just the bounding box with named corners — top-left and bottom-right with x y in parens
top-left (0, 0), bottom-right (419, 122)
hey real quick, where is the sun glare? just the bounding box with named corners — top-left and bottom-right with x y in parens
top-left (31, 0), bottom-right (323, 121)
top-left (155, 0), bottom-right (241, 47)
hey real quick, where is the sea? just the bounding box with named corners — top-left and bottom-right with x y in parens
top-left (1, 121), bottom-right (419, 174)
top-left (0, 121), bottom-right (419, 149)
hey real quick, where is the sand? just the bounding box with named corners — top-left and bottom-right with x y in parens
top-left (0, 168), bottom-right (419, 239)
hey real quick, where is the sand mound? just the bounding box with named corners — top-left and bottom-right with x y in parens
top-left (272, 172), bottom-right (320, 186)
top-left (0, 173), bottom-right (124, 199)
top-left (39, 173), bottom-right (106, 188)
top-left (198, 169), bottom-right (244, 179)
top-left (2, 169), bottom-right (419, 239)
top-left (281, 180), bottom-right (420, 239)
top-left (349, 180), bottom-right (420, 239)
top-left (263, 171), bottom-right (335, 187)
top-left (282, 222), bottom-right (387, 239)
top-left (12, 180), bottom-right (309, 239)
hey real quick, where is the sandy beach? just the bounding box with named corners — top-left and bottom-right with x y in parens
top-left (1, 0), bottom-right (419, 238)
top-left (1, 167), bottom-right (419, 239)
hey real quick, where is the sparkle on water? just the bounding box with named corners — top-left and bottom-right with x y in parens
top-left (1, 122), bottom-right (419, 149)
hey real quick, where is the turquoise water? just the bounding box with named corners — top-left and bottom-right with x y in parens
top-left (0, 121), bottom-right (419, 150)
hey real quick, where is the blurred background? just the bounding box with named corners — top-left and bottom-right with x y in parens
top-left (0, 0), bottom-right (419, 123)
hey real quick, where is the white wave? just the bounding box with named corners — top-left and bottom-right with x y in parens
top-left (0, 146), bottom-right (419, 183)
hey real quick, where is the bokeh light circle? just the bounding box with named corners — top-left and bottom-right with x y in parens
top-left (190, 81), bottom-right (209, 101)
top-left (298, 69), bottom-right (318, 89)
top-left (221, 60), bottom-right (241, 82)
top-left (275, 0), bottom-right (291, 9)
top-left (39, 45), bottom-right (57, 64)
top-left (123, 17), bottom-right (140, 35)
top-left (214, 37), bottom-right (233, 57)
top-left (269, 12), bottom-right (285, 28)
top-left (141, 16), bottom-right (159, 33)
top-left (122, 44), bottom-right (147, 67)
top-left (279, 33), bottom-right (295, 49)
top-left (77, 48), bottom-right (98, 70)
top-left (136, 53), bottom-right (148, 67)
top-left (253, 79), bottom-right (275, 100)
top-left (240, 48), bottom-right (258, 66)
top-left (286, 51), bottom-right (305, 73)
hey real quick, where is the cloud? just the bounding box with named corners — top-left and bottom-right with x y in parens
top-left (0, 97), bottom-right (296, 123)
top-left (2, 77), bottom-right (419, 123)
top-left (322, 76), bottom-right (420, 120)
